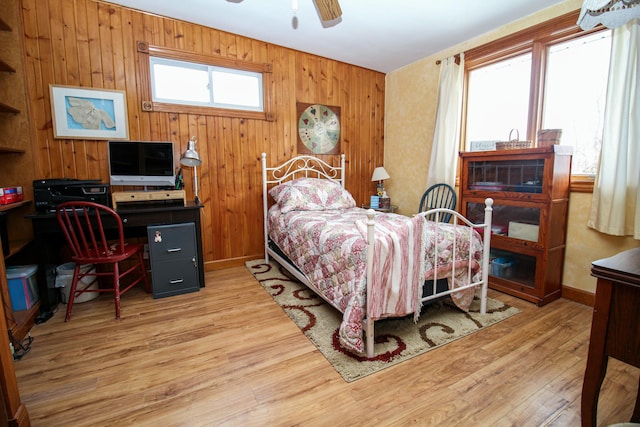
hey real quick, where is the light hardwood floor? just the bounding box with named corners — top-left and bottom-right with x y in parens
top-left (13, 266), bottom-right (639, 427)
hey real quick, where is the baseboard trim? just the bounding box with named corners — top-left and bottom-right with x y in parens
top-left (561, 285), bottom-right (595, 307)
top-left (204, 255), bottom-right (262, 271)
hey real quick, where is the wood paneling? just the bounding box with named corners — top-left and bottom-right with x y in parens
top-left (19, 0), bottom-right (386, 270)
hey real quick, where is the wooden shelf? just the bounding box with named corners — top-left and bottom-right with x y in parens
top-left (0, 58), bottom-right (15, 73)
top-left (0, 101), bottom-right (20, 114)
top-left (0, 200), bottom-right (31, 213)
top-left (5, 239), bottom-right (31, 260)
top-left (9, 303), bottom-right (39, 343)
top-left (112, 190), bottom-right (186, 209)
top-left (0, 145), bottom-right (25, 154)
top-left (0, 17), bottom-right (10, 32)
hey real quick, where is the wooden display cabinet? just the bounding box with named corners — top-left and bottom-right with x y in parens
top-left (459, 146), bottom-right (572, 306)
top-left (0, 0), bottom-right (37, 343)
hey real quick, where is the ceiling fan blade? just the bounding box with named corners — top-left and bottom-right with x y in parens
top-left (313, 0), bottom-right (342, 21)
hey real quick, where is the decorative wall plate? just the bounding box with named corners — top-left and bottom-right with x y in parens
top-left (296, 103), bottom-right (341, 155)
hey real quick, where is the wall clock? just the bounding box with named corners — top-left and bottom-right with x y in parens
top-left (296, 103), bottom-right (341, 155)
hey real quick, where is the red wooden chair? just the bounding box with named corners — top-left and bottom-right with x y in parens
top-left (55, 201), bottom-right (150, 321)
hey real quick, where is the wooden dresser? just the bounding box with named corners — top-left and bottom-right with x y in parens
top-left (581, 247), bottom-right (640, 426)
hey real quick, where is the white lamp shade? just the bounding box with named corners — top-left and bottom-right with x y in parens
top-left (371, 166), bottom-right (390, 181)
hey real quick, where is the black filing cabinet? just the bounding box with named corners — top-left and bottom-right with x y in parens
top-left (147, 222), bottom-right (200, 298)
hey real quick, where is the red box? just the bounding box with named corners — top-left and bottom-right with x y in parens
top-left (0, 187), bottom-right (23, 205)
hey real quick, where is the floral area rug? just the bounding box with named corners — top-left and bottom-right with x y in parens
top-left (245, 259), bottom-right (520, 382)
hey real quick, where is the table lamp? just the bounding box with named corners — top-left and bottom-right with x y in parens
top-left (180, 136), bottom-right (202, 204)
top-left (371, 166), bottom-right (390, 197)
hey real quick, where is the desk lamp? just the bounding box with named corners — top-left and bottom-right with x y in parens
top-left (180, 136), bottom-right (202, 204)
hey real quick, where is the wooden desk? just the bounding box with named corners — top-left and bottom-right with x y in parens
top-left (581, 247), bottom-right (640, 427)
top-left (27, 202), bottom-right (205, 312)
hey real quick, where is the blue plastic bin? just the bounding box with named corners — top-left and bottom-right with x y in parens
top-left (6, 265), bottom-right (39, 311)
top-left (491, 257), bottom-right (513, 278)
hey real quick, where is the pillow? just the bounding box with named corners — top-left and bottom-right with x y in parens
top-left (269, 177), bottom-right (356, 213)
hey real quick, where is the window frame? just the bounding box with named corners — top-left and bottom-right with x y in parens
top-left (136, 41), bottom-right (274, 121)
top-left (461, 10), bottom-right (607, 193)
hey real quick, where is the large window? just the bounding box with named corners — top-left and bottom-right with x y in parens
top-left (542, 31), bottom-right (611, 175)
top-left (137, 41), bottom-right (273, 121)
top-left (464, 11), bottom-right (611, 189)
top-left (466, 53), bottom-right (532, 144)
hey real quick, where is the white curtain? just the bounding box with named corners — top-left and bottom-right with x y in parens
top-left (426, 53), bottom-right (464, 188)
top-left (588, 18), bottom-right (640, 239)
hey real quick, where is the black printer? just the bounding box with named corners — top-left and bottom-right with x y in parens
top-left (33, 178), bottom-right (110, 212)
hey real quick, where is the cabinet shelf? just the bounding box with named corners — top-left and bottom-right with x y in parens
top-left (0, 199), bottom-right (31, 212)
top-left (0, 58), bottom-right (15, 73)
top-left (8, 303), bottom-right (39, 344)
top-left (0, 17), bottom-right (10, 32)
top-left (5, 239), bottom-right (31, 259)
top-left (0, 101), bottom-right (20, 114)
top-left (0, 145), bottom-right (25, 154)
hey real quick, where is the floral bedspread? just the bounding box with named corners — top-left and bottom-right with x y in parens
top-left (267, 206), bottom-right (484, 354)
top-left (421, 220), bottom-right (484, 310)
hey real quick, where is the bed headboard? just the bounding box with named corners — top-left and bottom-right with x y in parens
top-left (261, 152), bottom-right (346, 260)
top-left (261, 152), bottom-right (346, 187)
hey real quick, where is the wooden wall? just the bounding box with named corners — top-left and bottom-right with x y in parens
top-left (18, 0), bottom-right (386, 269)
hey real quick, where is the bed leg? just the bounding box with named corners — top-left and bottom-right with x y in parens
top-left (365, 317), bottom-right (375, 358)
top-left (480, 198), bottom-right (493, 315)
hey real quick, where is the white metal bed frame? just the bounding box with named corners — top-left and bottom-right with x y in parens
top-left (261, 152), bottom-right (494, 357)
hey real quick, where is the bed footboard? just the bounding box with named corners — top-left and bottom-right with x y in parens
top-left (363, 199), bottom-right (493, 358)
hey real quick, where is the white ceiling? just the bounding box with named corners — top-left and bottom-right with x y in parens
top-left (105, 0), bottom-right (568, 73)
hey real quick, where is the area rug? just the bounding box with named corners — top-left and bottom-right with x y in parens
top-left (245, 259), bottom-right (520, 382)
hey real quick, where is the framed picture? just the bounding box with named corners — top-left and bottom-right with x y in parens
top-left (49, 85), bottom-right (129, 140)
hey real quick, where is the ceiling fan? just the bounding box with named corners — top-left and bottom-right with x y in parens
top-left (312, 0), bottom-right (342, 21)
top-left (230, 0), bottom-right (342, 23)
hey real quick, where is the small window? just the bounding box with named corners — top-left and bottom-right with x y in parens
top-left (150, 57), bottom-right (263, 112)
top-left (136, 41), bottom-right (273, 121)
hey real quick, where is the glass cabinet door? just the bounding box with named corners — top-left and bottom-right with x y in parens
top-left (465, 201), bottom-right (540, 242)
top-left (465, 201), bottom-right (540, 290)
top-left (466, 158), bottom-right (545, 193)
top-left (487, 249), bottom-right (537, 289)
